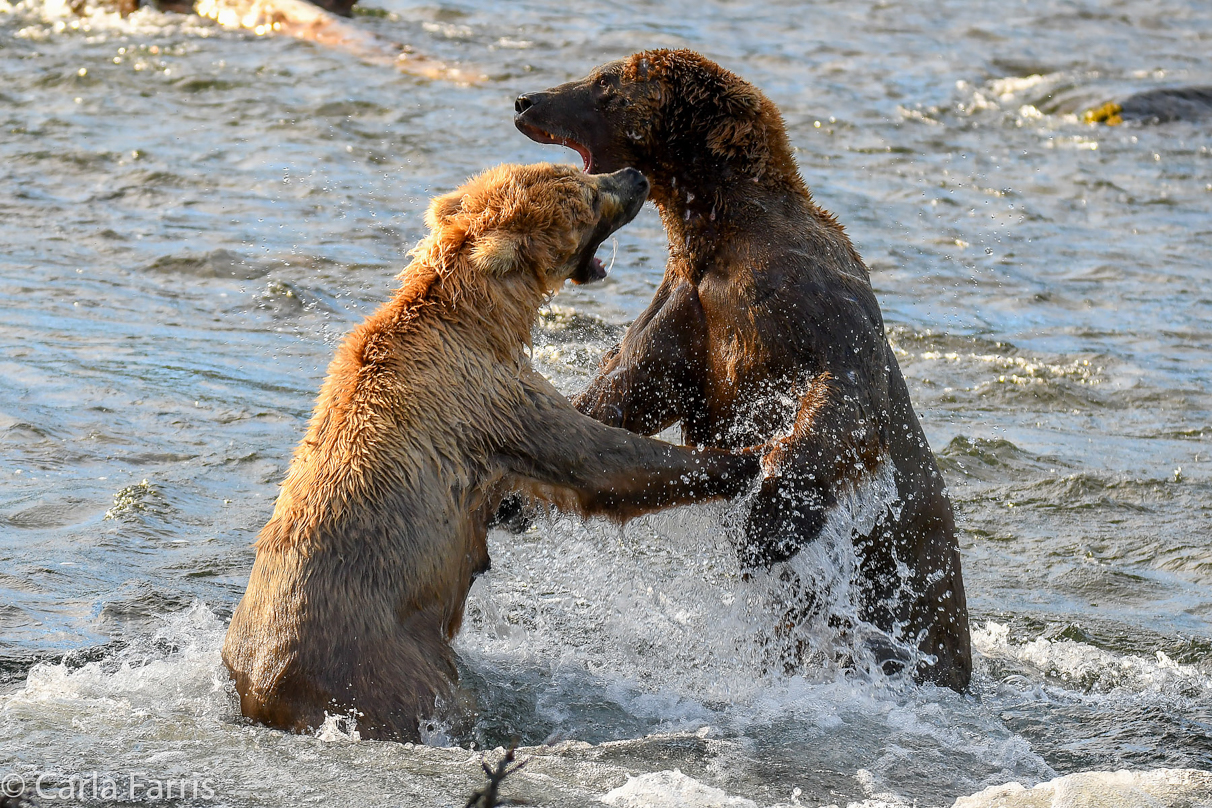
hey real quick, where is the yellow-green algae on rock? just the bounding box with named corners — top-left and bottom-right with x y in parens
top-left (1083, 101), bottom-right (1123, 125)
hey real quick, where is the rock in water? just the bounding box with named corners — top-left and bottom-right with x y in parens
top-left (1084, 86), bottom-right (1212, 125)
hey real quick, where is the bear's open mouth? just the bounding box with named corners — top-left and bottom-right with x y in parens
top-left (570, 252), bottom-right (608, 285)
top-left (588, 255), bottom-right (607, 281)
top-left (515, 122), bottom-right (594, 173)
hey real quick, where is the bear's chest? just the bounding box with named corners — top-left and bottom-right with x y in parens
top-left (696, 365), bottom-right (800, 447)
top-left (690, 268), bottom-right (823, 446)
top-left (681, 322), bottom-right (796, 446)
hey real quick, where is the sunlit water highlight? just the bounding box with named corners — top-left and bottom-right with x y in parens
top-left (1, 0), bottom-right (1210, 805)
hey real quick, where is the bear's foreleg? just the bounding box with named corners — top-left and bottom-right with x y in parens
top-left (506, 369), bottom-right (757, 521)
top-left (491, 278), bottom-right (706, 531)
top-left (743, 371), bottom-right (888, 567)
top-left (573, 277), bottom-right (707, 435)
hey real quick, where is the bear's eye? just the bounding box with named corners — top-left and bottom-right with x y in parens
top-left (594, 75), bottom-right (615, 96)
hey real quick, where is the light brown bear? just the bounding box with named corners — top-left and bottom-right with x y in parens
top-left (221, 163), bottom-right (759, 742)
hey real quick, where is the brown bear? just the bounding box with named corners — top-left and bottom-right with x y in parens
top-left (513, 50), bottom-right (972, 690)
top-left (221, 163), bottom-right (760, 741)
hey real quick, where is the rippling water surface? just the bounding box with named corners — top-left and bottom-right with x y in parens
top-left (1, 0), bottom-right (1210, 805)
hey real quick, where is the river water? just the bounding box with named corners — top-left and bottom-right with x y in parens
top-left (1, 0), bottom-right (1210, 805)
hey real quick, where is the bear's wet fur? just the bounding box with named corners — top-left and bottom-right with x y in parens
top-left (221, 163), bottom-right (759, 741)
top-left (514, 50), bottom-right (972, 690)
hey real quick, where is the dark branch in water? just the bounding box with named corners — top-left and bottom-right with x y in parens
top-left (465, 745), bottom-right (529, 808)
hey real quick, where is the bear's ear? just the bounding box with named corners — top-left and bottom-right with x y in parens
top-left (470, 232), bottom-right (521, 276)
top-left (425, 191), bottom-right (466, 230)
top-left (705, 85), bottom-right (766, 159)
top-left (718, 84), bottom-right (761, 118)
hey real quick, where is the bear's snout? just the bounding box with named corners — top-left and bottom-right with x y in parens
top-left (599, 167), bottom-right (649, 218)
top-left (616, 167), bottom-right (648, 196)
top-left (514, 93), bottom-right (540, 114)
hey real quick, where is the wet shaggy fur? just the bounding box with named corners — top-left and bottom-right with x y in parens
top-left (514, 50), bottom-right (972, 689)
top-left (221, 163), bottom-right (759, 741)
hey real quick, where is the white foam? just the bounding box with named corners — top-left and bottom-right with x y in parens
top-left (314, 713), bottom-right (361, 743)
top-left (0, 500), bottom-right (1195, 808)
top-left (601, 769), bottom-right (757, 808)
top-left (953, 768), bottom-right (1212, 808)
top-left (12, 602), bottom-right (231, 713)
top-left (598, 768), bottom-right (937, 808)
top-left (986, 74), bottom-right (1053, 102)
top-left (974, 621), bottom-right (1212, 696)
top-left (8, 597), bottom-right (1189, 808)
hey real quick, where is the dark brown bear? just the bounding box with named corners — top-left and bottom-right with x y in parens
top-left (513, 49), bottom-right (972, 690)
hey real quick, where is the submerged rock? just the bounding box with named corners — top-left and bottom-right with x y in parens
top-left (1084, 87), bottom-right (1212, 125)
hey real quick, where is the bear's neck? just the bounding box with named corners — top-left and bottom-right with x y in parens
top-left (635, 102), bottom-right (862, 279)
top-left (389, 257), bottom-right (542, 356)
top-left (638, 133), bottom-right (848, 279)
top-left (644, 160), bottom-right (798, 275)
top-left (443, 275), bottom-right (544, 354)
